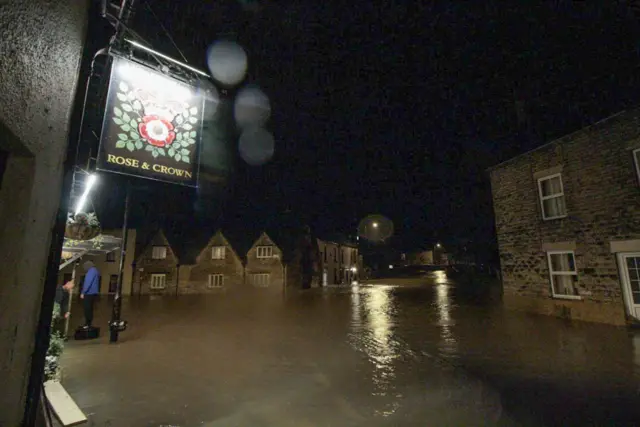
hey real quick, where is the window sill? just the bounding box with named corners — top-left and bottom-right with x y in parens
top-left (542, 215), bottom-right (568, 221)
top-left (552, 294), bottom-right (582, 301)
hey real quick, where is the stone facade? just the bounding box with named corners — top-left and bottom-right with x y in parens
top-left (406, 250), bottom-right (434, 266)
top-left (317, 239), bottom-right (359, 285)
top-left (134, 230), bottom-right (179, 296)
top-left (180, 231), bottom-right (245, 293)
top-left (0, 1), bottom-right (89, 424)
top-left (245, 232), bottom-right (284, 291)
top-left (490, 109), bottom-right (640, 325)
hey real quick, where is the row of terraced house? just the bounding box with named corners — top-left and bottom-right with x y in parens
top-left (58, 229), bottom-right (362, 295)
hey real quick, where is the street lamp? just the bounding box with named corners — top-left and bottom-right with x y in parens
top-left (373, 222), bottom-right (379, 228)
top-left (74, 174), bottom-right (97, 215)
top-left (436, 242), bottom-right (442, 248)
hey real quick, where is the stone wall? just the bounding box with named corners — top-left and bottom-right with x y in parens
top-left (245, 233), bottom-right (284, 290)
top-left (0, 1), bottom-right (89, 424)
top-left (181, 232), bottom-right (245, 293)
top-left (490, 110), bottom-right (640, 325)
top-left (135, 231), bottom-right (179, 296)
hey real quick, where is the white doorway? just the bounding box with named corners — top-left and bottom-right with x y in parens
top-left (619, 253), bottom-right (640, 320)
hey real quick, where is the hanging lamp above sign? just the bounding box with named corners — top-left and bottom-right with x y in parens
top-left (97, 56), bottom-right (205, 187)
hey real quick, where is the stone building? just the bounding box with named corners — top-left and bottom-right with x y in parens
top-left (244, 232), bottom-right (285, 289)
top-left (58, 229), bottom-right (137, 295)
top-left (179, 230), bottom-right (245, 293)
top-left (317, 237), bottom-right (359, 285)
top-left (406, 250), bottom-right (435, 266)
top-left (0, 1), bottom-right (90, 424)
top-left (490, 109), bottom-right (640, 325)
top-left (134, 230), bottom-right (180, 296)
top-left (318, 239), bottom-right (340, 285)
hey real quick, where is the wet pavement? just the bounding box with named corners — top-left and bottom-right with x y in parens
top-left (60, 271), bottom-right (640, 426)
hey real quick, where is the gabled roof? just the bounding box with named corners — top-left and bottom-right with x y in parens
top-left (487, 109), bottom-right (628, 172)
top-left (135, 229), bottom-right (175, 263)
top-left (170, 227), bottom-right (255, 265)
top-left (192, 230), bottom-right (244, 265)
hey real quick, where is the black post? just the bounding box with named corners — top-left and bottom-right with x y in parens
top-left (110, 183), bottom-right (131, 342)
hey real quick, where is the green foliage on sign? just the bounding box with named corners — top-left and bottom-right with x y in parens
top-left (110, 80), bottom-right (199, 164)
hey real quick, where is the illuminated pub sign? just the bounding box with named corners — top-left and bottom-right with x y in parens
top-left (97, 56), bottom-right (204, 186)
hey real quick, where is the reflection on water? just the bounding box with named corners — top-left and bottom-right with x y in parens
top-left (351, 285), bottom-right (401, 416)
top-left (434, 271), bottom-right (457, 357)
top-left (65, 271), bottom-right (640, 426)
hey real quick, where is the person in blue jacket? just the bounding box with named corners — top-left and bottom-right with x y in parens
top-left (80, 260), bottom-right (100, 328)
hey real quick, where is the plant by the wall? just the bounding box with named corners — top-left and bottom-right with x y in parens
top-left (44, 303), bottom-right (65, 382)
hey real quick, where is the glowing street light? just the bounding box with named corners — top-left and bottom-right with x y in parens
top-left (74, 174), bottom-right (98, 215)
top-left (372, 222), bottom-right (379, 228)
top-left (436, 243), bottom-right (442, 248)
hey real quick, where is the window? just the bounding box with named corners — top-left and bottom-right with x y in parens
top-left (547, 251), bottom-right (580, 299)
top-left (256, 246), bottom-right (273, 258)
top-left (152, 246), bottom-right (167, 259)
top-left (208, 274), bottom-right (224, 288)
top-left (108, 274), bottom-right (118, 293)
top-left (251, 273), bottom-right (270, 287)
top-left (323, 249), bottom-right (327, 263)
top-left (211, 246), bottom-right (226, 260)
top-left (538, 174), bottom-right (567, 220)
top-left (150, 273), bottom-right (167, 289)
top-left (633, 148), bottom-right (640, 185)
top-left (106, 252), bottom-right (116, 262)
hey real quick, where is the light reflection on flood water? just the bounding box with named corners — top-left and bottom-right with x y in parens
top-left (62, 270), bottom-right (640, 427)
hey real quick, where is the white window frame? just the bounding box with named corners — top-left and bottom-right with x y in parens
top-left (537, 173), bottom-right (567, 220)
top-left (152, 246), bottom-right (167, 259)
top-left (208, 274), bottom-right (224, 288)
top-left (256, 246), bottom-right (273, 259)
top-left (150, 273), bottom-right (167, 289)
top-left (251, 273), bottom-right (270, 287)
top-left (546, 250), bottom-right (581, 300)
top-left (633, 148), bottom-right (640, 186)
top-left (211, 246), bottom-right (226, 260)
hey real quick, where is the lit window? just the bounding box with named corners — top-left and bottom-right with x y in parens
top-left (208, 274), bottom-right (224, 288)
top-left (251, 273), bottom-right (270, 287)
top-left (633, 148), bottom-right (640, 185)
top-left (537, 174), bottom-right (567, 220)
top-left (150, 273), bottom-right (167, 289)
top-left (152, 246), bottom-right (167, 259)
top-left (256, 246), bottom-right (273, 258)
top-left (211, 246), bottom-right (225, 260)
top-left (547, 251), bottom-right (579, 299)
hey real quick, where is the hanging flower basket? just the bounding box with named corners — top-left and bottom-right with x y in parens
top-left (65, 213), bottom-right (101, 241)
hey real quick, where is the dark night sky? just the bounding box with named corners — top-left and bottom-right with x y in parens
top-left (94, 1), bottom-right (640, 257)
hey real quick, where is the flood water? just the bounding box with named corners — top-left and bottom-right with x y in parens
top-left (61, 271), bottom-right (640, 426)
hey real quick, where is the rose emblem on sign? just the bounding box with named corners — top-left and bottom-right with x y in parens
top-left (138, 115), bottom-right (176, 147)
top-left (111, 81), bottom-right (198, 162)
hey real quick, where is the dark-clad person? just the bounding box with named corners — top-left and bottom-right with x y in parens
top-left (80, 260), bottom-right (100, 328)
top-left (54, 280), bottom-right (74, 335)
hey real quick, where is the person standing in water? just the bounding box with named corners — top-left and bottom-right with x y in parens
top-left (80, 260), bottom-right (100, 328)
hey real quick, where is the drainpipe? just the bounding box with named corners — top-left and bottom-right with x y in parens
top-left (175, 263), bottom-right (180, 297)
top-left (283, 264), bottom-right (287, 296)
